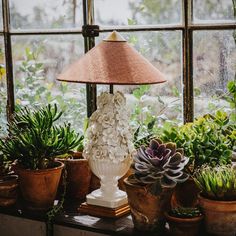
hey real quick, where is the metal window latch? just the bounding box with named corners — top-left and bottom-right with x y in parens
top-left (82, 25), bottom-right (100, 37)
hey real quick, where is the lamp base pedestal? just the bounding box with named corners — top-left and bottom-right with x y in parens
top-left (86, 189), bottom-right (128, 208)
top-left (78, 202), bottom-right (130, 218)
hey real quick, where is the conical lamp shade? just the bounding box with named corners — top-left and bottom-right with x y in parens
top-left (57, 31), bottom-right (166, 85)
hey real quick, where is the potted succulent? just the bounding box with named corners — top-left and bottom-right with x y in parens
top-left (194, 165), bottom-right (236, 236)
top-left (0, 104), bottom-right (80, 210)
top-left (56, 136), bottom-right (92, 202)
top-left (165, 207), bottom-right (203, 236)
top-left (0, 149), bottom-right (18, 207)
top-left (161, 111), bottom-right (233, 207)
top-left (124, 139), bottom-right (189, 232)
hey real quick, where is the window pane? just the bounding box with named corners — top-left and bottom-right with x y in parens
top-left (10, 0), bottom-right (83, 29)
top-left (193, 0), bottom-right (236, 22)
top-left (95, 0), bottom-right (181, 26)
top-left (0, 1), bottom-right (3, 30)
top-left (97, 31), bottom-right (182, 130)
top-left (193, 30), bottom-right (236, 117)
top-left (12, 35), bottom-right (86, 132)
top-left (0, 37), bottom-right (6, 136)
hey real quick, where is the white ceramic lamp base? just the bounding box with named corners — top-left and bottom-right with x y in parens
top-left (86, 158), bottom-right (131, 208)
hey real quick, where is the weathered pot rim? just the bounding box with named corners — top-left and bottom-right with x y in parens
top-left (198, 194), bottom-right (236, 211)
top-left (164, 211), bottom-right (203, 223)
top-left (0, 175), bottom-right (18, 183)
top-left (123, 176), bottom-right (147, 189)
top-left (17, 161), bottom-right (64, 174)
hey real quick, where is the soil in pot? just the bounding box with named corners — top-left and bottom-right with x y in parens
top-left (124, 176), bottom-right (172, 233)
top-left (199, 194), bottom-right (236, 236)
top-left (165, 212), bottom-right (203, 236)
top-left (18, 161), bottom-right (64, 211)
top-left (0, 175), bottom-right (18, 207)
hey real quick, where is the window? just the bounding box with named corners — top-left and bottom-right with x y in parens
top-left (0, 0), bottom-right (235, 135)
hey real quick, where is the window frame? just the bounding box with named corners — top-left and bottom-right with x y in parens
top-left (1, 0), bottom-right (236, 123)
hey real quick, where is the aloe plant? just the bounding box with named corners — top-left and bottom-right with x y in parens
top-left (132, 139), bottom-right (189, 195)
top-left (169, 207), bottom-right (202, 218)
top-left (0, 104), bottom-right (81, 170)
top-left (193, 165), bottom-right (236, 201)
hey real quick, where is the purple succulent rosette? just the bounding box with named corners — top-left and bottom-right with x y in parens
top-left (133, 139), bottom-right (189, 195)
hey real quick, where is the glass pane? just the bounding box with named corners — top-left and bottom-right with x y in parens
top-left (0, 1), bottom-right (3, 30)
top-left (193, 30), bottom-right (236, 118)
top-left (10, 0), bottom-right (83, 29)
top-left (0, 37), bottom-right (7, 136)
top-left (12, 35), bottom-right (86, 133)
top-left (95, 0), bottom-right (181, 26)
top-left (193, 0), bottom-right (236, 22)
top-left (97, 31), bottom-right (182, 134)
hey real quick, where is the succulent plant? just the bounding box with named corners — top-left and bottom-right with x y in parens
top-left (193, 165), bottom-right (236, 201)
top-left (169, 207), bottom-right (202, 218)
top-left (0, 104), bottom-right (81, 170)
top-left (133, 139), bottom-right (189, 195)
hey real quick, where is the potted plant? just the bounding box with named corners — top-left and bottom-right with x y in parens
top-left (0, 104), bottom-right (80, 210)
top-left (0, 148), bottom-right (18, 207)
top-left (165, 207), bottom-right (203, 236)
top-left (56, 136), bottom-right (92, 202)
top-left (161, 111), bottom-right (233, 207)
top-left (193, 165), bottom-right (236, 236)
top-left (124, 139), bottom-right (189, 232)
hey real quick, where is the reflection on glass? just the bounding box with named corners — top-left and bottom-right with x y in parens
top-left (193, 30), bottom-right (236, 118)
top-left (97, 31), bottom-right (182, 132)
top-left (0, 1), bottom-right (3, 30)
top-left (12, 35), bottom-right (86, 132)
top-left (0, 37), bottom-right (6, 136)
top-left (95, 0), bottom-right (181, 26)
top-left (10, 0), bottom-right (83, 29)
top-left (193, 0), bottom-right (236, 22)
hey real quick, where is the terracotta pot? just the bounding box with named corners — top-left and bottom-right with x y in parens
top-left (0, 175), bottom-right (18, 207)
top-left (63, 158), bottom-right (92, 201)
top-left (124, 176), bottom-right (173, 232)
top-left (165, 212), bottom-right (203, 236)
top-left (199, 195), bottom-right (236, 236)
top-left (171, 177), bottom-right (200, 208)
top-left (18, 161), bottom-right (64, 211)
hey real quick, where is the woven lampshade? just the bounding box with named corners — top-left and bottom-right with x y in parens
top-left (57, 31), bottom-right (166, 85)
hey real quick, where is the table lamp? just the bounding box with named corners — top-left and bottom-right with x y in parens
top-left (57, 31), bottom-right (166, 217)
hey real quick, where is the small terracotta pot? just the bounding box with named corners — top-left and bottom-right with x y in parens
top-left (171, 177), bottom-right (200, 208)
top-left (63, 157), bottom-right (92, 201)
top-left (124, 176), bottom-right (173, 232)
top-left (165, 212), bottom-right (203, 236)
top-left (18, 161), bottom-right (64, 211)
top-left (199, 194), bottom-right (236, 236)
top-left (0, 175), bottom-right (18, 207)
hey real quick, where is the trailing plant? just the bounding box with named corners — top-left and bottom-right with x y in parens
top-left (0, 104), bottom-right (81, 170)
top-left (169, 207), bottom-right (202, 218)
top-left (132, 139), bottom-right (189, 195)
top-left (193, 165), bottom-right (236, 201)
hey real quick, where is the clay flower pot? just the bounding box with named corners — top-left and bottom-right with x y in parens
top-left (18, 161), bottom-right (64, 211)
top-left (165, 212), bottom-right (203, 236)
top-left (62, 153), bottom-right (92, 201)
top-left (124, 177), bottom-right (173, 232)
top-left (199, 194), bottom-right (236, 236)
top-left (0, 175), bottom-right (18, 207)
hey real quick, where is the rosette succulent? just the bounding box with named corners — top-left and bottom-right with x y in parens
top-left (133, 139), bottom-right (189, 195)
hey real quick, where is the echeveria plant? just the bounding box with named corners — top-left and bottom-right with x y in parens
top-left (132, 139), bottom-right (189, 195)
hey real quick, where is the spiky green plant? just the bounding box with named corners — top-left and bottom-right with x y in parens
top-left (132, 139), bottom-right (189, 195)
top-left (169, 207), bottom-right (202, 218)
top-left (193, 165), bottom-right (236, 201)
top-left (0, 104), bottom-right (81, 170)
